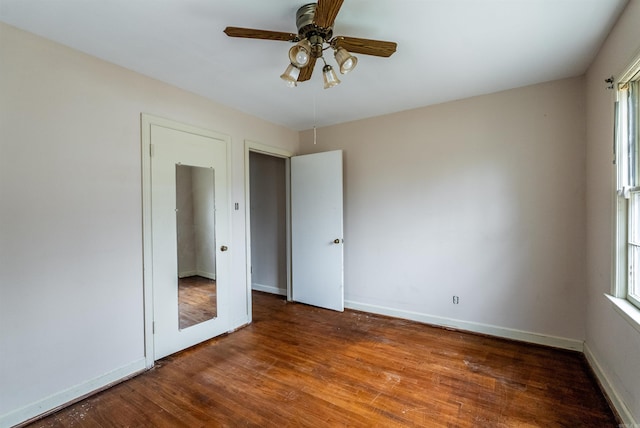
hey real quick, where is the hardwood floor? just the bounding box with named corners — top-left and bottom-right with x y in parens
top-left (26, 292), bottom-right (617, 427)
top-left (178, 276), bottom-right (217, 329)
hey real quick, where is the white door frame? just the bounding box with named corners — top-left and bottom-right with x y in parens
top-left (141, 113), bottom-right (232, 368)
top-left (244, 141), bottom-right (294, 323)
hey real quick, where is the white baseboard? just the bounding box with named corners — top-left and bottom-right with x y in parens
top-left (584, 343), bottom-right (637, 426)
top-left (178, 271), bottom-right (216, 280)
top-left (1, 358), bottom-right (146, 428)
top-left (252, 283), bottom-right (286, 296)
top-left (345, 299), bottom-right (584, 352)
top-left (197, 270), bottom-right (216, 280)
top-left (178, 270), bottom-right (197, 278)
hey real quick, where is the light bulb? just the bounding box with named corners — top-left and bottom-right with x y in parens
top-left (295, 50), bottom-right (309, 66)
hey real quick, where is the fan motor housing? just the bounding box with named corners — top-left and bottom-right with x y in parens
top-left (296, 2), bottom-right (333, 51)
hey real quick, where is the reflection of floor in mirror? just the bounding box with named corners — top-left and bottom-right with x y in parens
top-left (178, 275), bottom-right (217, 329)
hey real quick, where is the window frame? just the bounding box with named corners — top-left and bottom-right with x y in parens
top-left (614, 58), bottom-right (640, 310)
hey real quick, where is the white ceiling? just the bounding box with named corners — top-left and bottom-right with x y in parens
top-left (0, 0), bottom-right (628, 130)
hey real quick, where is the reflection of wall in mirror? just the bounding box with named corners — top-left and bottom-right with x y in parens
top-left (193, 167), bottom-right (216, 279)
top-left (177, 165), bottom-right (196, 277)
top-left (176, 165), bottom-right (216, 279)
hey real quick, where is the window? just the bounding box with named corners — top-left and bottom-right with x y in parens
top-left (615, 65), bottom-right (640, 309)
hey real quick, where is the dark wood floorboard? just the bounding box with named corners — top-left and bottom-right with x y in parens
top-left (25, 291), bottom-right (618, 427)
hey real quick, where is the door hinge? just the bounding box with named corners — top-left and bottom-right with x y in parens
top-left (152, 321), bottom-right (155, 334)
top-left (149, 143), bottom-right (155, 157)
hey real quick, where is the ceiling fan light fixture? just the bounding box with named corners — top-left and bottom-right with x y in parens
top-left (288, 39), bottom-right (312, 68)
top-left (322, 64), bottom-right (341, 89)
top-left (224, 0), bottom-right (398, 87)
top-left (280, 63), bottom-right (300, 87)
top-left (334, 47), bottom-right (358, 74)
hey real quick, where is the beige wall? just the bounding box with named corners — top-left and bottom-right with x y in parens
top-left (4, 0), bottom-right (640, 423)
top-left (585, 0), bottom-right (640, 423)
top-left (300, 77), bottom-right (587, 346)
top-left (0, 22), bottom-right (298, 426)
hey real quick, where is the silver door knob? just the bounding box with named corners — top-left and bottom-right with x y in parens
top-left (220, 245), bottom-right (228, 252)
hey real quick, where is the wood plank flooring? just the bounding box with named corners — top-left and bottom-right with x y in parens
top-left (25, 292), bottom-right (618, 427)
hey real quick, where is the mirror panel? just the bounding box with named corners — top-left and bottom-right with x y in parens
top-left (176, 164), bottom-right (217, 329)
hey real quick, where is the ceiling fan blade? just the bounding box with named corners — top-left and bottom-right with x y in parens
top-left (224, 26), bottom-right (297, 42)
top-left (314, 0), bottom-right (344, 29)
top-left (297, 56), bottom-right (317, 82)
top-left (332, 36), bottom-right (397, 57)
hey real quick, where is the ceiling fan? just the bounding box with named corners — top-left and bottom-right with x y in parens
top-left (224, 0), bottom-right (397, 89)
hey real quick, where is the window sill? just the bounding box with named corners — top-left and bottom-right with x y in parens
top-left (605, 294), bottom-right (640, 334)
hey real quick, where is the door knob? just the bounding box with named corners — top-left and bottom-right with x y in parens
top-left (333, 239), bottom-right (342, 244)
top-left (220, 245), bottom-right (228, 252)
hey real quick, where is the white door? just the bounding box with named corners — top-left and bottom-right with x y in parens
top-left (291, 150), bottom-right (344, 311)
top-left (151, 124), bottom-right (230, 359)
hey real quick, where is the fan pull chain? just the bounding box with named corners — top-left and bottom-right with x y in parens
top-left (313, 94), bottom-right (317, 144)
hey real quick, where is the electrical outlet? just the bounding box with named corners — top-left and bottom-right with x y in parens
top-left (453, 296), bottom-right (459, 304)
